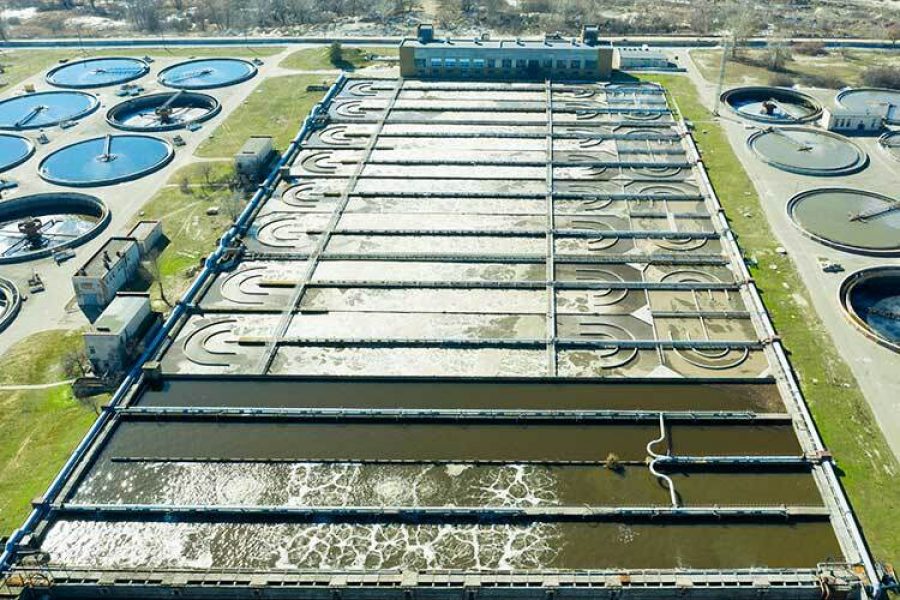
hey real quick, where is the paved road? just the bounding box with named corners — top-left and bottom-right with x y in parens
top-left (682, 50), bottom-right (900, 461)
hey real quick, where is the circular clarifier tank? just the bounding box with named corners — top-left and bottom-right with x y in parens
top-left (748, 127), bottom-right (868, 176)
top-left (879, 131), bottom-right (900, 161)
top-left (840, 267), bottom-right (900, 352)
top-left (0, 134), bottom-right (35, 173)
top-left (158, 58), bottom-right (257, 90)
top-left (38, 134), bottom-right (174, 187)
top-left (0, 192), bottom-right (110, 264)
top-left (0, 91), bottom-right (99, 130)
top-left (721, 86), bottom-right (822, 123)
top-left (46, 57), bottom-right (149, 89)
top-left (107, 91), bottom-right (221, 131)
top-left (0, 276), bottom-right (21, 332)
top-left (787, 188), bottom-right (900, 255)
top-left (836, 88), bottom-right (900, 125)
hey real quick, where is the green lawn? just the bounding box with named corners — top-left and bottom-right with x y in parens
top-left (0, 330), bottom-right (104, 535)
top-left (133, 161), bottom-right (236, 310)
top-left (0, 46), bottom-right (283, 91)
top-left (196, 73), bottom-right (333, 158)
top-left (0, 49), bottom-right (71, 90)
top-left (690, 48), bottom-right (898, 88)
top-left (643, 73), bottom-right (899, 567)
top-left (280, 45), bottom-right (398, 71)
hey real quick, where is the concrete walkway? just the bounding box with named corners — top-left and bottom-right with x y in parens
top-left (682, 49), bottom-right (900, 461)
top-left (0, 379), bottom-right (74, 391)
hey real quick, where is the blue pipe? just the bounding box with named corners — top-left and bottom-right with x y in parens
top-left (0, 73), bottom-right (346, 575)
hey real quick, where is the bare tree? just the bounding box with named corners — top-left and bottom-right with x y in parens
top-left (125, 0), bottom-right (163, 33)
top-left (764, 36), bottom-right (792, 72)
top-left (222, 191), bottom-right (245, 222)
top-left (725, 5), bottom-right (760, 59)
top-left (147, 253), bottom-right (173, 308)
top-left (62, 348), bottom-right (88, 379)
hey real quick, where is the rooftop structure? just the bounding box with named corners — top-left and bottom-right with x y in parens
top-left (0, 75), bottom-right (879, 600)
top-left (614, 45), bottom-right (671, 70)
top-left (399, 25), bottom-right (613, 80)
top-left (83, 293), bottom-right (156, 376)
top-left (72, 236), bottom-right (141, 317)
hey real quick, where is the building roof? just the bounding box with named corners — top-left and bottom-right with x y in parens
top-left (90, 294), bottom-right (148, 335)
top-left (76, 237), bottom-right (138, 279)
top-left (127, 220), bottom-right (160, 242)
top-left (238, 136), bottom-right (273, 155)
top-left (401, 37), bottom-right (609, 50)
top-left (616, 46), bottom-right (668, 59)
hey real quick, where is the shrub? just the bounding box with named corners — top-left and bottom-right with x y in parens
top-left (328, 41), bottom-right (343, 67)
top-left (769, 73), bottom-right (795, 87)
top-left (795, 41), bottom-right (827, 56)
top-left (862, 66), bottom-right (900, 90)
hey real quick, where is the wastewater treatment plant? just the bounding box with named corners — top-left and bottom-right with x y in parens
top-left (0, 71), bottom-right (885, 599)
top-left (0, 33), bottom-right (897, 600)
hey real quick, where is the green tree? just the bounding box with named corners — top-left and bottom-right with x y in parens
top-left (328, 41), bottom-right (343, 67)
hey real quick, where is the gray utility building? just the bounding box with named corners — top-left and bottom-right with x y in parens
top-left (72, 237), bottom-right (141, 318)
top-left (235, 135), bottom-right (275, 185)
top-left (822, 106), bottom-right (886, 133)
top-left (72, 221), bottom-right (162, 318)
top-left (82, 293), bottom-right (156, 376)
top-left (614, 45), bottom-right (671, 70)
top-left (400, 24), bottom-right (613, 80)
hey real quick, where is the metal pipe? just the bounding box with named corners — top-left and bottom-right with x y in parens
top-left (646, 413), bottom-right (679, 508)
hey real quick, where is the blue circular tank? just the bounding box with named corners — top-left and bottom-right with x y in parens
top-left (158, 58), bottom-right (257, 90)
top-left (0, 134), bottom-right (35, 173)
top-left (0, 91), bottom-right (99, 130)
top-left (46, 57), bottom-right (150, 89)
top-left (38, 134), bottom-right (174, 187)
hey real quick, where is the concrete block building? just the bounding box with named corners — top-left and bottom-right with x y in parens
top-left (822, 106), bottom-right (886, 134)
top-left (614, 45), bottom-right (671, 70)
top-left (72, 237), bottom-right (141, 318)
top-left (126, 220), bottom-right (163, 256)
top-left (400, 25), bottom-right (613, 81)
top-left (83, 293), bottom-right (155, 376)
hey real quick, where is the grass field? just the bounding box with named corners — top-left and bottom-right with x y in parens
top-left (690, 48), bottom-right (898, 88)
top-left (196, 73), bottom-right (333, 158)
top-left (0, 46), bottom-right (284, 91)
top-left (280, 45), bottom-right (398, 71)
top-left (133, 161), bottom-right (236, 310)
top-left (643, 72), bottom-right (899, 567)
top-left (0, 330), bottom-right (105, 535)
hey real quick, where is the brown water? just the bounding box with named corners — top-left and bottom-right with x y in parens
top-left (135, 380), bottom-right (784, 412)
top-left (39, 518), bottom-right (842, 570)
top-left (102, 421), bottom-right (801, 462)
top-left (72, 462), bottom-right (823, 508)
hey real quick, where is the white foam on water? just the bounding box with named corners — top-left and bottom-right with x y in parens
top-left (41, 521), bottom-right (560, 571)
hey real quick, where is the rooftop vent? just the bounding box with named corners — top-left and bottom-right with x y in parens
top-left (417, 24), bottom-right (434, 44)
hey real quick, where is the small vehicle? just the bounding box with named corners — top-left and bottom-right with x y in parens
top-left (27, 272), bottom-right (45, 294)
top-left (52, 249), bottom-right (76, 264)
top-left (817, 257), bottom-right (844, 273)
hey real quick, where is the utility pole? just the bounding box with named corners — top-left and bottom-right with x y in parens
top-left (713, 33), bottom-right (731, 117)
